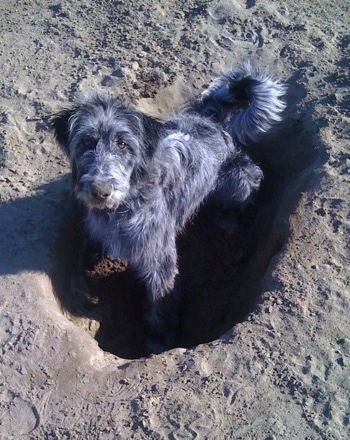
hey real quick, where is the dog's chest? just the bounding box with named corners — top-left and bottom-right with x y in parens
top-left (85, 210), bottom-right (128, 259)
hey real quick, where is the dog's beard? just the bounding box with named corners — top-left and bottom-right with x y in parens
top-left (75, 173), bottom-right (131, 211)
top-left (75, 186), bottom-right (125, 210)
top-left (70, 146), bottom-right (135, 211)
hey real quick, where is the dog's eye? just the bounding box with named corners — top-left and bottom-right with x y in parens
top-left (81, 138), bottom-right (96, 149)
top-left (118, 141), bottom-right (127, 150)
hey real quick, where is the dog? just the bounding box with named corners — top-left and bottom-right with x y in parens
top-left (51, 64), bottom-right (286, 353)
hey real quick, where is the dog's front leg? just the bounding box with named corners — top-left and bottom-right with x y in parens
top-left (145, 270), bottom-right (180, 354)
top-left (133, 234), bottom-right (180, 354)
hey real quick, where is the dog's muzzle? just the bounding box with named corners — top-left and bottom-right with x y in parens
top-left (89, 181), bottom-right (113, 200)
top-left (77, 178), bottom-right (117, 209)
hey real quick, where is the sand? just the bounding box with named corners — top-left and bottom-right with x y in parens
top-left (0, 0), bottom-right (349, 438)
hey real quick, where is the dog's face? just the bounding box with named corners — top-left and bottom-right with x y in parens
top-left (52, 94), bottom-right (147, 210)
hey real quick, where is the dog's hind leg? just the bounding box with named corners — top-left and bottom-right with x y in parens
top-left (211, 150), bottom-right (263, 209)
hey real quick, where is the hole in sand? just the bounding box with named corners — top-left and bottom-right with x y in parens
top-left (53, 86), bottom-right (321, 360)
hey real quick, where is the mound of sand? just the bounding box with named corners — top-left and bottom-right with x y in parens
top-left (0, 0), bottom-right (349, 438)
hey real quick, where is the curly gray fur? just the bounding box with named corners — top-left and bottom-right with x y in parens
top-left (51, 65), bottom-right (286, 352)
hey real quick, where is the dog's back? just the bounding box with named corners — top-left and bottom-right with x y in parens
top-left (154, 113), bottom-right (235, 228)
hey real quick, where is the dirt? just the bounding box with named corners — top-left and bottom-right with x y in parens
top-left (0, 0), bottom-right (349, 438)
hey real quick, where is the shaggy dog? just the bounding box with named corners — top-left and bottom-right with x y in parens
top-left (51, 65), bottom-right (286, 352)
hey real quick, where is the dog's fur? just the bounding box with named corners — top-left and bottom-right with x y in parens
top-left (51, 64), bottom-right (286, 352)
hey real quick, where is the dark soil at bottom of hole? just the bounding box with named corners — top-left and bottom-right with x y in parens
top-left (81, 204), bottom-right (265, 359)
top-left (61, 115), bottom-right (320, 360)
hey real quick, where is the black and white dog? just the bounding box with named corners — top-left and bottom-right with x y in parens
top-left (52, 65), bottom-right (286, 352)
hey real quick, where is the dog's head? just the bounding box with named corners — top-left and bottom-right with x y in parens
top-left (51, 92), bottom-right (155, 210)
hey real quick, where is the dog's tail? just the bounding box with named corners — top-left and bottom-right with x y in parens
top-left (193, 64), bottom-right (287, 144)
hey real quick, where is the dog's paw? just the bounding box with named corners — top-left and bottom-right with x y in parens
top-left (146, 330), bottom-right (177, 355)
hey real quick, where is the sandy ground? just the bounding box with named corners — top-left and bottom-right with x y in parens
top-left (0, 0), bottom-right (349, 438)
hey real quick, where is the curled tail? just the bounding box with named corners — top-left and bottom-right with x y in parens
top-left (193, 64), bottom-right (287, 144)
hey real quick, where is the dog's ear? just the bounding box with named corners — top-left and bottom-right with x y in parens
top-left (50, 109), bottom-right (74, 156)
top-left (141, 114), bottom-right (161, 155)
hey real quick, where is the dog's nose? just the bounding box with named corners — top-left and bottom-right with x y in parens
top-left (90, 181), bottom-right (112, 199)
